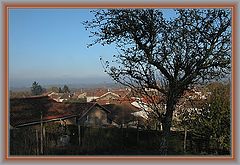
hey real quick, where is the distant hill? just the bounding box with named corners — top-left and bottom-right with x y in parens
top-left (9, 78), bottom-right (122, 92)
top-left (9, 76), bottom-right (116, 89)
top-left (10, 87), bottom-right (31, 92)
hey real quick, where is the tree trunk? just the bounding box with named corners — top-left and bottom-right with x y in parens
top-left (160, 89), bottom-right (179, 155)
top-left (160, 114), bottom-right (172, 155)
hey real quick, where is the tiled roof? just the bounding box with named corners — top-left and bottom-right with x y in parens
top-left (111, 89), bottom-right (130, 98)
top-left (85, 89), bottom-right (108, 97)
top-left (85, 88), bottom-right (130, 98)
top-left (102, 102), bottom-right (141, 124)
top-left (10, 96), bottom-right (102, 127)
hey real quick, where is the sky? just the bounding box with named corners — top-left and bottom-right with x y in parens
top-left (9, 8), bottom-right (176, 88)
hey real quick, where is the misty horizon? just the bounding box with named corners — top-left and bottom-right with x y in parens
top-left (9, 76), bottom-right (116, 89)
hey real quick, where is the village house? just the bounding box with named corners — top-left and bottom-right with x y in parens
top-left (47, 92), bottom-right (72, 102)
top-left (102, 101), bottom-right (145, 129)
top-left (120, 87), bottom-right (211, 131)
top-left (10, 86), bottom-right (210, 131)
top-left (10, 96), bottom-right (111, 128)
top-left (83, 88), bottom-right (108, 102)
top-left (10, 95), bottom-right (114, 151)
top-left (76, 88), bottom-right (130, 104)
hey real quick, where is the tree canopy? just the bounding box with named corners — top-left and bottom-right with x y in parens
top-left (204, 82), bottom-right (231, 152)
top-left (63, 85), bottom-right (70, 93)
top-left (85, 9), bottom-right (231, 88)
top-left (173, 82), bottom-right (230, 154)
top-left (31, 81), bottom-right (44, 96)
top-left (84, 8), bottom-right (231, 154)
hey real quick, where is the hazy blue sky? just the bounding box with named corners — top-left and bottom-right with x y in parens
top-left (9, 8), bottom-right (176, 88)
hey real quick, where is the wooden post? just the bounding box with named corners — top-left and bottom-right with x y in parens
top-left (78, 124), bottom-right (81, 146)
top-left (40, 112), bottom-right (43, 155)
top-left (121, 123), bottom-right (124, 149)
top-left (43, 124), bottom-right (46, 154)
top-left (137, 120), bottom-right (139, 145)
top-left (36, 129), bottom-right (39, 155)
top-left (24, 136), bottom-right (27, 154)
top-left (184, 127), bottom-right (188, 153)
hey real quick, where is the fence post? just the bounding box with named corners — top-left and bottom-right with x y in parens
top-left (24, 135), bottom-right (27, 154)
top-left (36, 129), bottom-right (39, 155)
top-left (137, 120), bottom-right (139, 146)
top-left (40, 112), bottom-right (43, 155)
top-left (43, 124), bottom-right (46, 154)
top-left (78, 124), bottom-right (81, 146)
top-left (184, 127), bottom-right (188, 153)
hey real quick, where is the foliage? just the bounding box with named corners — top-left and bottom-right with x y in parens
top-left (10, 90), bottom-right (32, 98)
top-left (45, 122), bottom-right (70, 136)
top-left (173, 83), bottom-right (231, 153)
top-left (51, 86), bottom-right (60, 93)
top-left (63, 85), bottom-right (70, 93)
top-left (84, 9), bottom-right (231, 154)
top-left (204, 83), bottom-right (230, 152)
top-left (11, 126), bottom-right (227, 155)
top-left (54, 85), bottom-right (70, 93)
top-left (10, 127), bottom-right (38, 155)
top-left (58, 87), bottom-right (63, 93)
top-left (31, 81), bottom-right (44, 96)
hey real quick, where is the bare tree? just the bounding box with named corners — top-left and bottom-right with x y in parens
top-left (84, 9), bottom-right (231, 154)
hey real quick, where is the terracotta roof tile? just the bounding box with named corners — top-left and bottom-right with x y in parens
top-left (10, 96), bottom-right (99, 127)
top-left (102, 103), bottom-right (141, 124)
